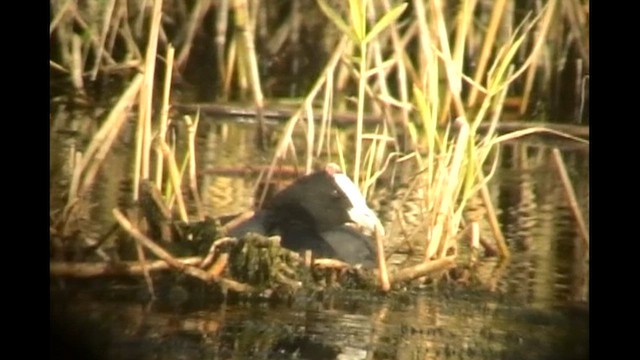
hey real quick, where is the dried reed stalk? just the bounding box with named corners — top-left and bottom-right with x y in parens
top-left (222, 35), bottom-right (238, 99)
top-left (352, 36), bottom-right (368, 189)
top-left (70, 34), bottom-right (85, 92)
top-left (113, 208), bottom-right (254, 293)
top-left (315, 68), bottom-right (334, 158)
top-left (90, 0), bottom-right (117, 80)
top-left (551, 148), bottom-right (589, 247)
top-left (200, 237), bottom-right (237, 269)
top-left (425, 117), bottom-right (470, 261)
top-left (155, 45), bottom-right (175, 189)
top-left (215, 0), bottom-right (230, 86)
top-left (233, 0), bottom-right (266, 148)
top-left (175, 0), bottom-right (211, 69)
top-left (478, 172), bottom-right (510, 258)
top-left (207, 253), bottom-right (229, 278)
top-left (380, 0), bottom-right (411, 149)
top-left (469, 221), bottom-right (480, 263)
top-left (432, 0), bottom-right (466, 119)
top-left (519, 0), bottom-right (559, 114)
top-left (466, 0), bottom-right (508, 107)
top-left (494, 0), bottom-right (557, 101)
top-left (375, 226), bottom-right (390, 292)
top-left (50, 0), bottom-right (74, 35)
top-left (185, 114), bottom-right (205, 220)
top-left (562, 0), bottom-right (589, 69)
top-left (305, 102), bottom-right (315, 174)
top-left (114, 207), bottom-right (200, 267)
top-left (440, 0), bottom-right (478, 123)
top-left (66, 73), bottom-right (144, 211)
top-left (133, 0), bottom-right (163, 201)
top-left (259, 37), bottom-right (349, 205)
top-left (390, 256), bottom-right (456, 284)
top-left (156, 140), bottom-right (190, 223)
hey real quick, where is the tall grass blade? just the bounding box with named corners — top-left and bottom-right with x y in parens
top-left (348, 0), bottom-right (365, 41)
top-left (363, 3), bottom-right (407, 44)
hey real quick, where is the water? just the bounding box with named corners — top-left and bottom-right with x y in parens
top-left (51, 287), bottom-right (588, 360)
top-left (50, 115), bottom-right (589, 360)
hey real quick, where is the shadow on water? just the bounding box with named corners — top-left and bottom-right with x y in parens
top-left (50, 116), bottom-right (588, 360)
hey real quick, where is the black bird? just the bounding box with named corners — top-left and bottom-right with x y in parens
top-left (228, 165), bottom-right (382, 268)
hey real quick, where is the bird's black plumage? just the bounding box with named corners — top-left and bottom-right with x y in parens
top-left (228, 168), bottom-right (380, 267)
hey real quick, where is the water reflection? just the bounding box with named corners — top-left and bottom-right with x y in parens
top-left (52, 285), bottom-right (588, 360)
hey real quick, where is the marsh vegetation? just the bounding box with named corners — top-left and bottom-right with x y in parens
top-left (50, 0), bottom-right (589, 298)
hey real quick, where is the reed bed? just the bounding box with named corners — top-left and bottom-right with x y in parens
top-left (50, 0), bottom-right (589, 294)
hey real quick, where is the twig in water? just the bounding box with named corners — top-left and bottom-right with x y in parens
top-left (551, 148), bottom-right (589, 248)
top-left (208, 253), bottom-right (229, 278)
top-left (112, 208), bottom-right (255, 293)
top-left (375, 226), bottom-right (391, 292)
top-left (478, 171), bottom-right (510, 258)
top-left (50, 257), bottom-right (204, 278)
top-left (200, 237), bottom-right (237, 269)
top-left (390, 256), bottom-right (457, 284)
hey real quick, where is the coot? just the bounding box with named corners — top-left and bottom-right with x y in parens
top-left (228, 165), bottom-right (382, 267)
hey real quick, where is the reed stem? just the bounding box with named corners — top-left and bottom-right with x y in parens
top-left (467, 0), bottom-right (508, 107)
top-left (155, 45), bottom-right (175, 189)
top-left (551, 148), bottom-right (589, 248)
top-left (215, 0), bottom-right (230, 89)
top-left (478, 171), bottom-right (510, 258)
top-left (425, 117), bottom-right (470, 260)
top-left (175, 0), bottom-right (211, 69)
top-left (353, 41), bottom-right (367, 189)
top-left (134, 0), bottom-right (163, 201)
top-left (233, 0), bottom-right (266, 149)
top-left (90, 0), bottom-right (117, 80)
top-left (157, 140), bottom-right (190, 223)
top-left (185, 114), bottom-right (205, 220)
top-left (66, 73), bottom-right (144, 210)
top-left (390, 256), bottom-right (457, 284)
top-left (375, 226), bottom-right (390, 292)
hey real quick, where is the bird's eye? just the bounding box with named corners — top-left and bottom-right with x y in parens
top-left (331, 189), bottom-right (341, 198)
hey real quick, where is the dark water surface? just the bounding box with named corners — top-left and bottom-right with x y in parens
top-left (50, 116), bottom-right (589, 360)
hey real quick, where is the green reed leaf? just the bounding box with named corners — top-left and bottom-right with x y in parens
top-left (364, 2), bottom-right (407, 44)
top-left (348, 0), bottom-right (365, 42)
